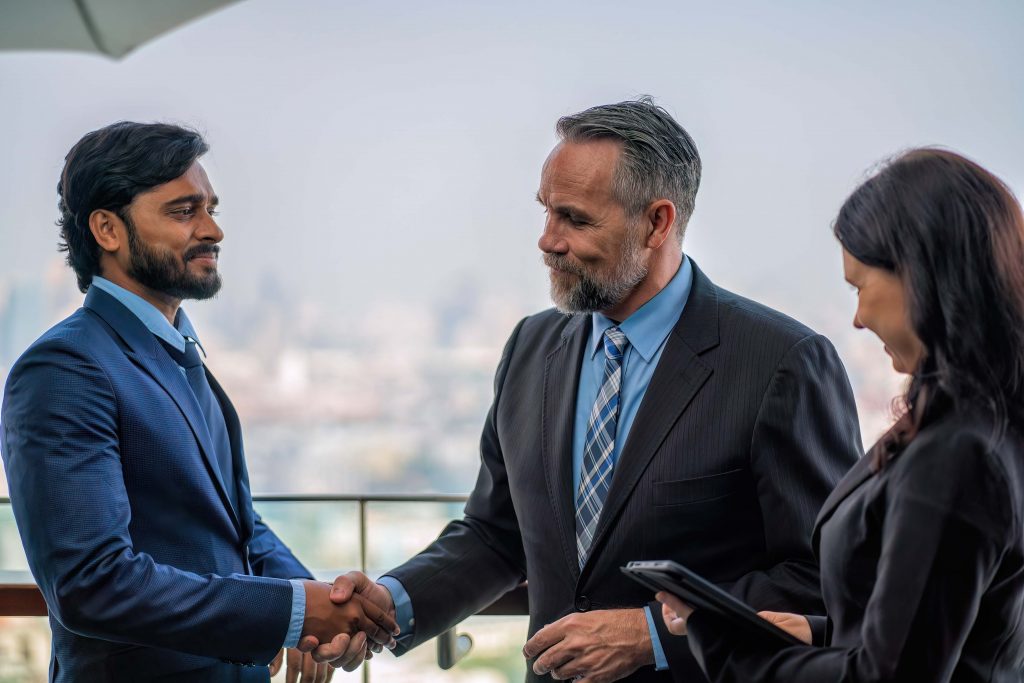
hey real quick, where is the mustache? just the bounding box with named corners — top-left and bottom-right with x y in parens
top-left (185, 245), bottom-right (220, 261)
top-left (543, 254), bottom-right (584, 275)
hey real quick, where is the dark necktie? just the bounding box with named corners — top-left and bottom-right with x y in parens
top-left (160, 337), bottom-right (239, 516)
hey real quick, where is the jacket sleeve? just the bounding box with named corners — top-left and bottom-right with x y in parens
top-left (0, 339), bottom-right (293, 666)
top-left (659, 333), bottom-right (863, 675)
top-left (385, 318), bottom-right (529, 653)
top-left (730, 333), bottom-right (861, 608)
top-left (686, 428), bottom-right (1012, 683)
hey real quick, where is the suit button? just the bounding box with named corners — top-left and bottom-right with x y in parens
top-left (575, 595), bottom-right (591, 612)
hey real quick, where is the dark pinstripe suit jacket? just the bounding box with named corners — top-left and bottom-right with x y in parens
top-left (1, 287), bottom-right (312, 682)
top-left (387, 261), bottom-right (863, 682)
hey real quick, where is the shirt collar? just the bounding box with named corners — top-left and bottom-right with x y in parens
top-left (589, 255), bottom-right (694, 362)
top-left (90, 277), bottom-right (203, 355)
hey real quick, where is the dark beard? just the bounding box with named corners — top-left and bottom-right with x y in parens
top-left (123, 213), bottom-right (222, 300)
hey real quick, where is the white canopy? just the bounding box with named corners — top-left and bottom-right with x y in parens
top-left (0, 0), bottom-right (241, 58)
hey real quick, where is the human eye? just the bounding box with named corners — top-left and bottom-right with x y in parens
top-left (559, 210), bottom-right (587, 227)
top-left (208, 207), bottom-right (220, 217)
top-left (170, 207), bottom-right (195, 218)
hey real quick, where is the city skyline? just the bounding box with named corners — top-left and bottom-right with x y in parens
top-left (2, 0), bottom-right (1020, 497)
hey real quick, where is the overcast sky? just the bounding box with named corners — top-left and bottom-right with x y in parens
top-left (2, 0), bottom-right (1022, 346)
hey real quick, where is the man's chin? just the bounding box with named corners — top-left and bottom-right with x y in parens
top-left (172, 274), bottom-right (222, 301)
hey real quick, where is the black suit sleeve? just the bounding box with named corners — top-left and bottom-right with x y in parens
top-left (686, 428), bottom-right (1013, 683)
top-left (731, 334), bottom-right (861, 608)
top-left (385, 318), bottom-right (530, 653)
top-left (660, 334), bottom-right (862, 677)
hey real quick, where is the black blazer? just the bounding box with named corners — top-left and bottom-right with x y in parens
top-left (387, 262), bottom-right (862, 682)
top-left (687, 410), bottom-right (1024, 682)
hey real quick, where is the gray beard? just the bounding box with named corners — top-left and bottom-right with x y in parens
top-left (546, 230), bottom-right (648, 315)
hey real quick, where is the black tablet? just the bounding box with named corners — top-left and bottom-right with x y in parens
top-left (621, 560), bottom-right (805, 646)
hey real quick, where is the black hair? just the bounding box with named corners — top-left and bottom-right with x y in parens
top-left (834, 148), bottom-right (1024, 466)
top-left (57, 121), bottom-right (209, 292)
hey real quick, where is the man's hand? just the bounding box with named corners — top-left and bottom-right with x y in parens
top-left (299, 580), bottom-right (398, 653)
top-left (656, 591), bottom-right (694, 636)
top-left (269, 647), bottom-right (335, 682)
top-left (522, 608), bottom-right (653, 683)
top-left (757, 611), bottom-right (812, 644)
top-left (310, 572), bottom-right (398, 669)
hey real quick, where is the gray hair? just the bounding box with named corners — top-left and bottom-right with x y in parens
top-left (555, 97), bottom-right (701, 244)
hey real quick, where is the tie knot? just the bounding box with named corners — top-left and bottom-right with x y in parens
top-left (162, 338), bottom-right (203, 369)
top-left (602, 326), bottom-right (627, 362)
top-left (181, 340), bottom-right (203, 368)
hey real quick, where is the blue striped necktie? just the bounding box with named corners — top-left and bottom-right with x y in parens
top-left (575, 326), bottom-right (628, 567)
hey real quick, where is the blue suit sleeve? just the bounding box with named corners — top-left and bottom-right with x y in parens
top-left (0, 340), bottom-right (294, 666)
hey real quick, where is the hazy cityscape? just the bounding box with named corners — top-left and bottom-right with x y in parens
top-left (0, 252), bottom-right (904, 501)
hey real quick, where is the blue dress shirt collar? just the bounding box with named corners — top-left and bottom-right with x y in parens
top-left (588, 255), bottom-right (694, 363)
top-left (90, 277), bottom-right (203, 355)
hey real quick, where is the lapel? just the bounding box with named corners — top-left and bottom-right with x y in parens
top-left (811, 449), bottom-right (876, 555)
top-left (584, 262), bottom-right (718, 572)
top-left (206, 370), bottom-right (254, 539)
top-left (84, 287), bottom-right (242, 533)
top-left (541, 313), bottom-right (591, 580)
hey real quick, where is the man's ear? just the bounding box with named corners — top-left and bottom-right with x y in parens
top-left (644, 199), bottom-right (677, 250)
top-left (89, 209), bottom-right (125, 254)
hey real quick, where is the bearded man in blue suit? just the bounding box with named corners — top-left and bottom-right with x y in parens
top-left (0, 122), bottom-right (397, 682)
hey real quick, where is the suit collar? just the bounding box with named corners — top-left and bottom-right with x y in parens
top-left (671, 258), bottom-right (720, 356)
top-left (545, 314), bottom-right (592, 580)
top-left (84, 286), bottom-right (163, 359)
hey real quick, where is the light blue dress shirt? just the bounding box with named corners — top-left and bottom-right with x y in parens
top-left (90, 277), bottom-right (306, 649)
top-left (382, 258), bottom-right (694, 669)
top-left (571, 257), bottom-right (693, 670)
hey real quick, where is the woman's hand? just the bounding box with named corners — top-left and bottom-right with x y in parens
top-left (757, 611), bottom-right (812, 644)
top-left (657, 592), bottom-right (814, 645)
top-left (655, 591), bottom-right (694, 636)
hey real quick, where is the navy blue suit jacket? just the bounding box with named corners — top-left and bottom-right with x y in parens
top-left (1, 287), bottom-right (312, 682)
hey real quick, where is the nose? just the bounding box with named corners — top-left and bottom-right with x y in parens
top-left (538, 215), bottom-right (567, 255)
top-left (852, 311), bottom-right (864, 329)
top-left (197, 209), bottom-right (224, 243)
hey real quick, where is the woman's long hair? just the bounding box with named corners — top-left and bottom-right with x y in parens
top-left (834, 148), bottom-right (1024, 467)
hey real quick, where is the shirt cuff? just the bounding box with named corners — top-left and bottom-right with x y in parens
top-left (644, 605), bottom-right (669, 670)
top-left (282, 579), bottom-right (307, 649)
top-left (377, 575), bottom-right (415, 641)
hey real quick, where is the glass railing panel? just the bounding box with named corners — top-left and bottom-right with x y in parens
top-left (0, 503), bottom-right (29, 573)
top-left (252, 500), bottom-right (363, 575)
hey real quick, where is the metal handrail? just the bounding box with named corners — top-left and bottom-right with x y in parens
top-left (0, 493), bottom-right (528, 675)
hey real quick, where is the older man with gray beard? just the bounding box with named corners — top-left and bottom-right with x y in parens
top-left (311, 98), bottom-right (863, 683)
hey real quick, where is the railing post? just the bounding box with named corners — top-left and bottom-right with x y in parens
top-left (436, 627), bottom-right (473, 670)
top-left (359, 498), bottom-right (370, 683)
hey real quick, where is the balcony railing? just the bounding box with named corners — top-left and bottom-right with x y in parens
top-left (0, 494), bottom-right (529, 681)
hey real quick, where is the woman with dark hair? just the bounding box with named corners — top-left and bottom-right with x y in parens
top-left (657, 148), bottom-right (1024, 682)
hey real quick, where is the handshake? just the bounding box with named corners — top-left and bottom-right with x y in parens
top-left (293, 572), bottom-right (399, 673)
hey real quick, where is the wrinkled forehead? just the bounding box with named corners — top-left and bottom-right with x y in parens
top-left (540, 140), bottom-right (621, 197)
